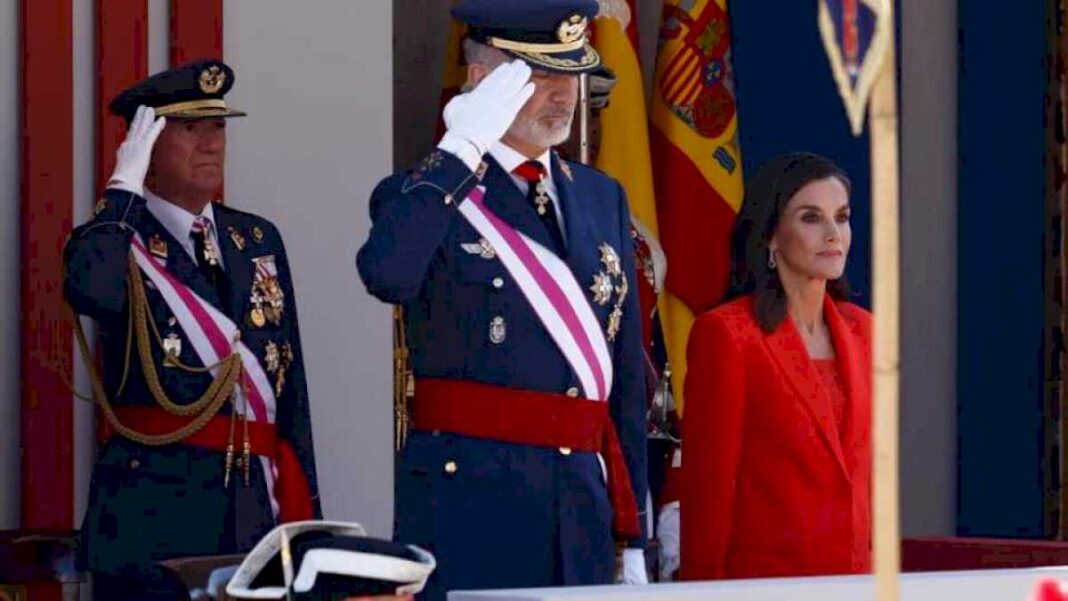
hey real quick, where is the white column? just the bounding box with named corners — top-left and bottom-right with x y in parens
top-left (71, 0), bottom-right (97, 529)
top-left (0, 0), bottom-right (20, 531)
top-left (900, 0), bottom-right (959, 536)
top-left (225, 0), bottom-right (395, 536)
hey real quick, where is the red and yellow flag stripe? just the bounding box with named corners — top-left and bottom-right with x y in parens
top-left (650, 0), bottom-right (743, 411)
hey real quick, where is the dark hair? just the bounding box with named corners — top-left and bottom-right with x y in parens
top-left (724, 152), bottom-right (853, 333)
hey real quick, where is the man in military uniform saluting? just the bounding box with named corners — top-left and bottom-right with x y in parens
top-left (357, 1), bottom-right (648, 597)
top-left (65, 60), bottom-right (319, 599)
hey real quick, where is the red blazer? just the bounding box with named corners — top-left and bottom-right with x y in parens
top-left (680, 294), bottom-right (872, 580)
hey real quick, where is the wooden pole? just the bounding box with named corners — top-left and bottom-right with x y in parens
top-left (579, 73), bottom-right (591, 165)
top-left (868, 6), bottom-right (901, 601)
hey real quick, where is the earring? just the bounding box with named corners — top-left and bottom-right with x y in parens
top-left (767, 250), bottom-right (777, 270)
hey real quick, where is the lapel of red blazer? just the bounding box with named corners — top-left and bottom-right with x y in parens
top-left (762, 295), bottom-right (856, 480)
top-left (825, 297), bottom-right (870, 479)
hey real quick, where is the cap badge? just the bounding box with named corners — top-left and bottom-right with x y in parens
top-left (557, 14), bottom-right (588, 44)
top-left (199, 65), bottom-right (226, 94)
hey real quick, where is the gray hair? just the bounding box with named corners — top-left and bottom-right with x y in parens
top-left (462, 38), bottom-right (509, 69)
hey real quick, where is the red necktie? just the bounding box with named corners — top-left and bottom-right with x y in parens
top-left (190, 216), bottom-right (228, 307)
top-left (513, 160), bottom-right (565, 254)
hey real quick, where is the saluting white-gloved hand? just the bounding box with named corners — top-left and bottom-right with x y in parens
top-left (437, 60), bottom-right (535, 170)
top-left (107, 105), bottom-right (166, 197)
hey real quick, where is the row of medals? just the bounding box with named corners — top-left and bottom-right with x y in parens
top-left (202, 225), bottom-right (287, 333)
top-left (160, 226), bottom-right (291, 397)
top-left (241, 242), bottom-right (291, 396)
top-left (534, 178), bottom-right (628, 340)
top-left (465, 241), bottom-right (628, 345)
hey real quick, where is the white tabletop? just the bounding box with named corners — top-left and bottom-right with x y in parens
top-left (448, 566), bottom-right (1068, 601)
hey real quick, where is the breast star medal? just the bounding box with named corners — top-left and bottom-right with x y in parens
top-left (263, 341), bottom-right (294, 396)
top-left (591, 243), bottom-right (628, 341)
top-left (606, 307), bottom-right (623, 341)
top-left (590, 272), bottom-right (614, 306)
top-left (599, 243), bottom-right (622, 277)
top-left (264, 340), bottom-right (280, 373)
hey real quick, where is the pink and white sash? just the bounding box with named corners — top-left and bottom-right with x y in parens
top-left (458, 186), bottom-right (613, 401)
top-left (130, 235), bottom-right (281, 518)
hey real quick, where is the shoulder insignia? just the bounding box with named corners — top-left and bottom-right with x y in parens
top-left (559, 160), bottom-right (573, 182)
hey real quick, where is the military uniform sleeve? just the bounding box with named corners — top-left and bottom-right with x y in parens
top-left (356, 151), bottom-right (483, 304)
top-left (270, 225), bottom-right (322, 518)
top-left (608, 180), bottom-right (650, 547)
top-left (63, 188), bottom-right (146, 322)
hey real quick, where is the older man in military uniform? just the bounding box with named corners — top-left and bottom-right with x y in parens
top-left (357, 1), bottom-right (648, 598)
top-left (65, 60), bottom-right (319, 599)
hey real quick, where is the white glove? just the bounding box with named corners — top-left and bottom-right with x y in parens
top-left (107, 105), bottom-right (166, 197)
top-left (657, 500), bottom-right (681, 581)
top-left (437, 60), bottom-right (535, 170)
top-left (617, 548), bottom-right (648, 585)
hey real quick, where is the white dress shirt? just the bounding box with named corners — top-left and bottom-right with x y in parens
top-left (144, 189), bottom-right (225, 270)
top-left (488, 142), bottom-right (567, 243)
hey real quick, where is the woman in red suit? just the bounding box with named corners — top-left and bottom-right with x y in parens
top-left (680, 152), bottom-right (871, 580)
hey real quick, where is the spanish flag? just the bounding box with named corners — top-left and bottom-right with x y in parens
top-left (593, 0), bottom-right (658, 239)
top-left (650, 0), bottom-right (743, 410)
top-left (592, 1), bottom-right (666, 360)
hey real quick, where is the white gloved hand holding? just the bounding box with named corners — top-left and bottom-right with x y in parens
top-left (437, 60), bottom-right (535, 170)
top-left (657, 500), bottom-right (681, 581)
top-left (107, 105), bottom-right (166, 197)
top-left (618, 548), bottom-right (649, 585)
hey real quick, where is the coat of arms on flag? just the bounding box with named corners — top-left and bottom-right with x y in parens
top-left (656, 0), bottom-right (736, 140)
top-left (818, 0), bottom-right (892, 135)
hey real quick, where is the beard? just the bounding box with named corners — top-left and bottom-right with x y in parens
top-left (507, 105), bottom-right (575, 148)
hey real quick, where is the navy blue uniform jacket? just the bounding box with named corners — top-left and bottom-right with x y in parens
top-left (64, 190), bottom-right (320, 573)
top-left (357, 149), bottom-right (648, 598)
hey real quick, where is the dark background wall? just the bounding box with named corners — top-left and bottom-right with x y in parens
top-left (955, 0), bottom-right (1049, 538)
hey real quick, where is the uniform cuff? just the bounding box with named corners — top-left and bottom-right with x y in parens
top-left (93, 188), bottom-right (146, 224)
top-left (106, 179), bottom-right (143, 198)
top-left (402, 149), bottom-right (484, 206)
top-left (437, 131), bottom-right (484, 173)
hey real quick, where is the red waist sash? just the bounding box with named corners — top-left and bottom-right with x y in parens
top-left (412, 378), bottom-right (640, 540)
top-left (101, 406), bottom-right (314, 523)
